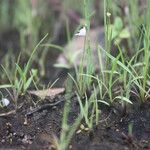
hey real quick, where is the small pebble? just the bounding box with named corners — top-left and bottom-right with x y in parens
top-left (24, 117), bottom-right (28, 125)
top-left (1, 98), bottom-right (10, 107)
top-left (69, 145), bottom-right (72, 149)
top-left (116, 129), bottom-right (119, 132)
top-left (76, 130), bottom-right (82, 134)
top-left (84, 128), bottom-right (90, 131)
top-left (80, 124), bottom-right (85, 130)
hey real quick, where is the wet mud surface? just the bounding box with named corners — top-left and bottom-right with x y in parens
top-left (0, 93), bottom-right (149, 150)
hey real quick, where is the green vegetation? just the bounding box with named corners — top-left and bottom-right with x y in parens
top-left (0, 34), bottom-right (48, 107)
top-left (57, 79), bottom-right (82, 150)
top-left (0, 0), bottom-right (149, 149)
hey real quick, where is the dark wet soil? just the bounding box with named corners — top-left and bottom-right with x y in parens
top-left (0, 92), bottom-right (149, 150)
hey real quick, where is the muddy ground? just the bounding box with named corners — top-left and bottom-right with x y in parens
top-left (0, 91), bottom-right (149, 150)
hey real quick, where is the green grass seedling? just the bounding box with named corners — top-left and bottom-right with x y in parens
top-left (0, 34), bottom-right (48, 107)
top-left (58, 78), bottom-right (82, 150)
top-left (66, 0), bottom-right (94, 96)
top-left (139, 25), bottom-right (150, 101)
top-left (77, 92), bottom-right (94, 129)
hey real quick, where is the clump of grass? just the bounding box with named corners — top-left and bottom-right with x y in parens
top-left (69, 0), bottom-right (94, 97)
top-left (139, 1), bottom-right (150, 101)
top-left (54, 0), bottom-right (99, 148)
top-left (0, 34), bottom-right (48, 107)
top-left (74, 0), bottom-right (150, 128)
top-left (77, 85), bottom-right (103, 129)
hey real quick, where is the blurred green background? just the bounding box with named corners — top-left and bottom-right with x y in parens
top-left (0, 0), bottom-right (147, 83)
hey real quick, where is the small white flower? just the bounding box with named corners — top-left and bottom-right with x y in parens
top-left (106, 12), bottom-right (111, 17)
top-left (75, 26), bottom-right (86, 36)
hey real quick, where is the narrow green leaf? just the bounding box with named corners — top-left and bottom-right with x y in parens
top-left (0, 84), bottom-right (13, 89)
